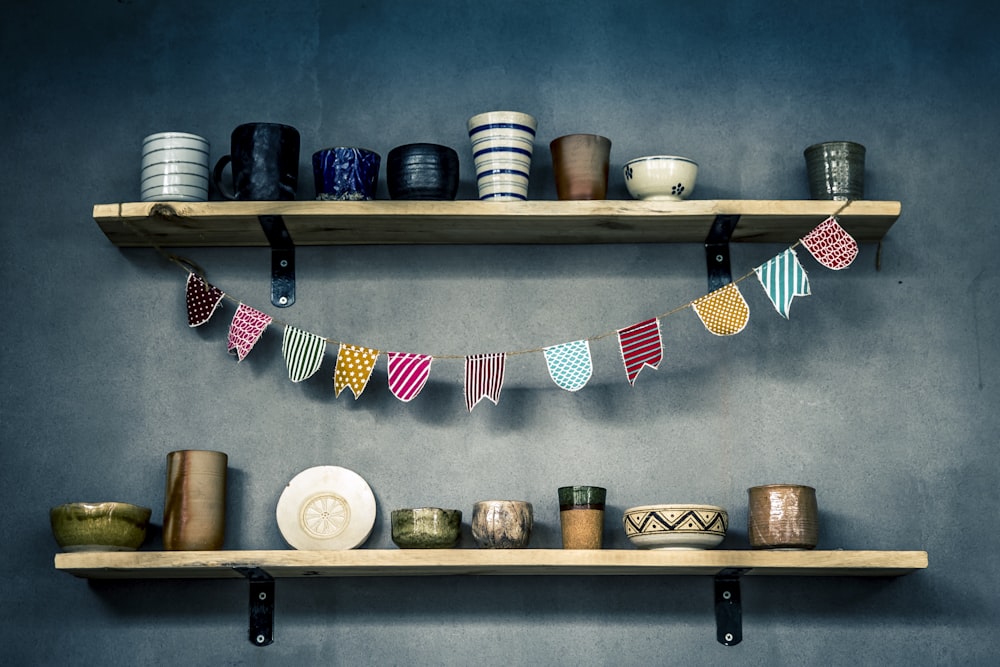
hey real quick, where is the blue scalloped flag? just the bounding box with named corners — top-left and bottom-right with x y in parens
top-left (543, 339), bottom-right (593, 392)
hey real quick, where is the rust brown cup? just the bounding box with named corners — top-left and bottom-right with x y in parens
top-left (747, 484), bottom-right (818, 549)
top-left (550, 134), bottom-right (612, 200)
top-left (163, 450), bottom-right (228, 550)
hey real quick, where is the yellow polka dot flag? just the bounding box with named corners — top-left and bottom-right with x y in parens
top-left (334, 343), bottom-right (380, 399)
top-left (691, 283), bottom-right (749, 336)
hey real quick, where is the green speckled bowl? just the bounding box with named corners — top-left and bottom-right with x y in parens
top-left (390, 508), bottom-right (462, 549)
top-left (50, 502), bottom-right (152, 552)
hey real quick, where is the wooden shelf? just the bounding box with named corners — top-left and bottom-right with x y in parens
top-left (92, 200), bottom-right (901, 247)
top-left (55, 549), bottom-right (927, 579)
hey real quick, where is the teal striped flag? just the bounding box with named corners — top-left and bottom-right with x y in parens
top-left (282, 326), bottom-right (327, 382)
top-left (754, 248), bottom-right (810, 318)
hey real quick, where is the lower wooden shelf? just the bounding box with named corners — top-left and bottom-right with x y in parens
top-left (55, 549), bottom-right (927, 579)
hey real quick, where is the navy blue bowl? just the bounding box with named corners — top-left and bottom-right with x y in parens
top-left (387, 143), bottom-right (460, 200)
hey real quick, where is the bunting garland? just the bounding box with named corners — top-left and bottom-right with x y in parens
top-left (174, 211), bottom-right (860, 410)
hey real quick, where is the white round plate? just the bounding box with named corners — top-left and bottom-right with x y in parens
top-left (276, 465), bottom-right (376, 550)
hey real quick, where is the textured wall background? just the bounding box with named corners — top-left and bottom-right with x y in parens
top-left (2, 1), bottom-right (997, 664)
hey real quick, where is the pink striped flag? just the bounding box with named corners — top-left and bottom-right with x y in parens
top-left (464, 353), bottom-right (506, 411)
top-left (386, 352), bottom-right (433, 402)
top-left (617, 318), bottom-right (662, 385)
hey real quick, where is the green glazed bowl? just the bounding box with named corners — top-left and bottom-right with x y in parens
top-left (50, 502), bottom-right (152, 552)
top-left (390, 507), bottom-right (462, 549)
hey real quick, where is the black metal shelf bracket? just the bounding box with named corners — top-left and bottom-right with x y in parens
top-left (705, 214), bottom-right (741, 292)
top-left (714, 568), bottom-right (750, 646)
top-left (258, 215), bottom-right (295, 308)
top-left (235, 567), bottom-right (275, 647)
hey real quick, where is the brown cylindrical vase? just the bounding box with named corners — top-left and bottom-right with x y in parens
top-left (550, 134), bottom-right (612, 200)
top-left (558, 485), bottom-right (606, 549)
top-left (747, 484), bottom-right (818, 549)
top-left (163, 450), bottom-right (228, 550)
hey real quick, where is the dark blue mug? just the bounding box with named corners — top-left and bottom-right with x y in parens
top-left (213, 123), bottom-right (300, 200)
top-left (312, 147), bottom-right (381, 200)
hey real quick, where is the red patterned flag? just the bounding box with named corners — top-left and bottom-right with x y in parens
top-left (617, 318), bottom-right (662, 386)
top-left (387, 352), bottom-right (433, 402)
top-left (185, 272), bottom-right (224, 327)
top-left (801, 216), bottom-right (858, 270)
top-left (227, 304), bottom-right (272, 361)
top-left (465, 353), bottom-right (506, 411)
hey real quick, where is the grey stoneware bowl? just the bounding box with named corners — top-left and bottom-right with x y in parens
top-left (386, 143), bottom-right (460, 200)
top-left (390, 507), bottom-right (463, 548)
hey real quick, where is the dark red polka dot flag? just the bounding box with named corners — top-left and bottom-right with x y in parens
top-left (185, 272), bottom-right (225, 327)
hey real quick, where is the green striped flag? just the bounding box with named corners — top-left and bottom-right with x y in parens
top-left (754, 248), bottom-right (810, 319)
top-left (282, 326), bottom-right (327, 382)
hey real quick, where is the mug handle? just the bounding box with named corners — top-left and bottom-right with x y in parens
top-left (212, 155), bottom-right (236, 200)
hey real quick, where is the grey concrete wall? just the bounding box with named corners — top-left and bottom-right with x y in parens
top-left (2, 0), bottom-right (997, 664)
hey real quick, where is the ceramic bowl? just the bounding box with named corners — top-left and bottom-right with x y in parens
top-left (622, 504), bottom-right (727, 550)
top-left (390, 507), bottom-right (463, 548)
top-left (387, 143), bottom-right (460, 200)
top-left (50, 502), bottom-right (152, 552)
top-left (623, 156), bottom-right (698, 201)
top-left (312, 147), bottom-right (381, 201)
top-left (471, 500), bottom-right (533, 548)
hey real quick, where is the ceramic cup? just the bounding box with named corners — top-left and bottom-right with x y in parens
top-left (467, 110), bottom-right (537, 200)
top-left (140, 132), bottom-right (210, 202)
top-left (804, 141), bottom-right (866, 200)
top-left (747, 484), bottom-right (818, 550)
top-left (212, 123), bottom-right (300, 200)
top-left (386, 143), bottom-right (460, 200)
top-left (163, 450), bottom-right (228, 550)
top-left (471, 500), bottom-right (533, 548)
top-left (558, 485), bottom-right (606, 549)
top-left (550, 134), bottom-right (612, 200)
top-left (312, 147), bottom-right (381, 201)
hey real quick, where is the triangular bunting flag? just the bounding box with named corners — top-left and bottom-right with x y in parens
top-left (334, 344), bottom-right (380, 399)
top-left (754, 248), bottom-right (811, 318)
top-left (386, 352), bottom-right (433, 402)
top-left (801, 216), bottom-right (858, 269)
top-left (692, 283), bottom-right (750, 336)
top-left (617, 318), bottom-right (662, 386)
top-left (465, 353), bottom-right (506, 411)
top-left (282, 326), bottom-right (327, 383)
top-left (185, 272), bottom-right (224, 327)
top-left (543, 340), bottom-right (593, 392)
top-left (227, 303), bottom-right (272, 361)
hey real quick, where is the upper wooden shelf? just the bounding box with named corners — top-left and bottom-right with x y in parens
top-left (55, 549), bottom-right (927, 579)
top-left (92, 200), bottom-right (901, 247)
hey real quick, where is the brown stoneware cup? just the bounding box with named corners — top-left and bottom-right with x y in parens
top-left (747, 484), bottom-right (818, 549)
top-left (163, 450), bottom-right (228, 550)
top-left (550, 133), bottom-right (612, 200)
top-left (471, 500), bottom-right (533, 548)
top-left (558, 485), bottom-right (606, 549)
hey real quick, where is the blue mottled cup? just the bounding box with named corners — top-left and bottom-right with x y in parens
top-left (312, 147), bottom-right (381, 200)
top-left (467, 111), bottom-right (536, 201)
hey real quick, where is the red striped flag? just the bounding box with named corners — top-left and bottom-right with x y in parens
top-left (617, 318), bottom-right (662, 385)
top-left (386, 352), bottom-right (433, 402)
top-left (464, 353), bottom-right (506, 411)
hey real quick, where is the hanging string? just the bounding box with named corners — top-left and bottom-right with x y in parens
top-left (120, 199), bottom-right (854, 360)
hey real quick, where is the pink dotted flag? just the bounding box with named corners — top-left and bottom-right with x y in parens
top-left (801, 216), bottom-right (858, 270)
top-left (185, 273), bottom-right (224, 327)
top-left (227, 304), bottom-right (272, 361)
top-left (386, 352), bottom-right (433, 402)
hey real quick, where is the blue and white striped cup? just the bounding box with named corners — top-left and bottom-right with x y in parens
top-left (140, 132), bottom-right (210, 202)
top-left (467, 111), bottom-right (536, 201)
